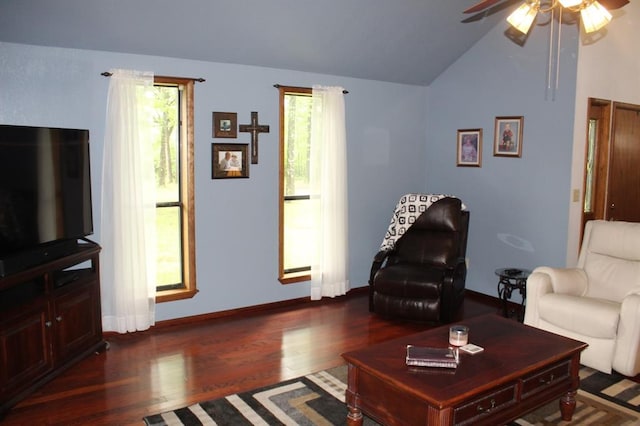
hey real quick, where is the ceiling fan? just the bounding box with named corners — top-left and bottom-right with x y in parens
top-left (464, 0), bottom-right (630, 100)
top-left (464, 0), bottom-right (629, 33)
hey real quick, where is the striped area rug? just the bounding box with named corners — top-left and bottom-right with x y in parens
top-left (511, 367), bottom-right (640, 426)
top-left (144, 365), bottom-right (640, 426)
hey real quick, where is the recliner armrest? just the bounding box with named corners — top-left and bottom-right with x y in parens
top-left (373, 249), bottom-right (389, 263)
top-left (369, 250), bottom-right (391, 285)
top-left (532, 266), bottom-right (588, 296)
top-left (523, 266), bottom-right (587, 327)
top-left (524, 270), bottom-right (552, 326)
top-left (441, 258), bottom-right (466, 284)
top-left (614, 293), bottom-right (640, 376)
top-left (440, 259), bottom-right (467, 323)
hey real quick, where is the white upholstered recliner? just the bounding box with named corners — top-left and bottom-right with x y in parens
top-left (524, 220), bottom-right (640, 376)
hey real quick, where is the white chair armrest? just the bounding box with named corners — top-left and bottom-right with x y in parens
top-left (524, 269), bottom-right (552, 326)
top-left (523, 267), bottom-right (587, 327)
top-left (613, 293), bottom-right (640, 376)
top-left (624, 287), bottom-right (640, 298)
top-left (532, 266), bottom-right (588, 296)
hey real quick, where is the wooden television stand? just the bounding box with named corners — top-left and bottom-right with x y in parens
top-left (0, 240), bottom-right (106, 418)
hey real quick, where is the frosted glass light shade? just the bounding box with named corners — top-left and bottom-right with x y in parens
top-left (559, 0), bottom-right (583, 7)
top-left (507, 2), bottom-right (538, 34)
top-left (581, 1), bottom-right (612, 33)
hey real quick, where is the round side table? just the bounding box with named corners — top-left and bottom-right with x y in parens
top-left (495, 268), bottom-right (531, 322)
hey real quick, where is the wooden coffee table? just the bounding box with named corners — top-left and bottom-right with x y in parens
top-left (341, 313), bottom-right (587, 425)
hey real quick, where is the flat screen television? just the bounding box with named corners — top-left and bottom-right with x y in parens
top-left (0, 124), bottom-right (94, 277)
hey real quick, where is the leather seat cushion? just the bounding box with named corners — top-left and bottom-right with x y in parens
top-left (373, 264), bottom-right (443, 299)
top-left (538, 293), bottom-right (620, 339)
top-left (372, 293), bottom-right (441, 322)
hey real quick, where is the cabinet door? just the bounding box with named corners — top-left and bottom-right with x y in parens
top-left (52, 282), bottom-right (101, 364)
top-left (0, 302), bottom-right (52, 401)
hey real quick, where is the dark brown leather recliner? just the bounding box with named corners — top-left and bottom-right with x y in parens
top-left (369, 197), bottom-right (469, 323)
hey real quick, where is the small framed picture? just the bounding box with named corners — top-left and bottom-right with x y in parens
top-left (494, 116), bottom-right (523, 157)
top-left (457, 129), bottom-right (482, 167)
top-left (212, 143), bottom-right (249, 179)
top-left (213, 112), bottom-right (237, 138)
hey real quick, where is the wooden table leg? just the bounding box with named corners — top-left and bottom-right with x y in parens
top-left (559, 390), bottom-right (577, 421)
top-left (347, 405), bottom-right (363, 426)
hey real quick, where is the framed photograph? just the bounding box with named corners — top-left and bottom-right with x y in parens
top-left (457, 129), bottom-right (482, 167)
top-left (213, 112), bottom-right (237, 138)
top-left (212, 144), bottom-right (249, 179)
top-left (494, 116), bottom-right (523, 157)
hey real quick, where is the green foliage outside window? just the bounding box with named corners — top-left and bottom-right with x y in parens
top-left (284, 94), bottom-right (312, 197)
top-left (149, 85), bottom-right (183, 289)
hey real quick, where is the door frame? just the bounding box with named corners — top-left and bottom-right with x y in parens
top-left (581, 98), bottom-right (611, 239)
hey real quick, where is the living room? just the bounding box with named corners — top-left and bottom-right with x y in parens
top-left (0, 0), bottom-right (639, 423)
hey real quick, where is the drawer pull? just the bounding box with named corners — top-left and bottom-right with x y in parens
top-left (45, 321), bottom-right (52, 327)
top-left (56, 315), bottom-right (63, 322)
top-left (477, 398), bottom-right (496, 413)
top-left (539, 373), bottom-right (554, 385)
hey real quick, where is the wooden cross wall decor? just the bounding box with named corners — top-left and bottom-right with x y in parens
top-left (239, 111), bottom-right (270, 164)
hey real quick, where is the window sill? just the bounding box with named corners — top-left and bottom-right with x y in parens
top-left (156, 288), bottom-right (198, 303)
top-left (279, 273), bottom-right (310, 285)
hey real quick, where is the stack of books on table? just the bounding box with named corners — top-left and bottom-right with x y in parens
top-left (406, 345), bottom-right (458, 369)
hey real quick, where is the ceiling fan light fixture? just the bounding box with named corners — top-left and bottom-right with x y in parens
top-left (507, 2), bottom-right (539, 34)
top-left (580, 1), bottom-right (612, 33)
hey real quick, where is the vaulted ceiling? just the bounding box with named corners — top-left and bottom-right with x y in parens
top-left (0, 0), bottom-right (510, 86)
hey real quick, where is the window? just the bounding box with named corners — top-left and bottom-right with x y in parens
top-left (584, 118), bottom-right (597, 214)
top-left (278, 86), bottom-right (313, 283)
top-left (150, 76), bottom-right (197, 302)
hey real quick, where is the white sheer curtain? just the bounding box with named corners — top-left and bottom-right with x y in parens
top-left (101, 69), bottom-right (157, 333)
top-left (309, 85), bottom-right (349, 300)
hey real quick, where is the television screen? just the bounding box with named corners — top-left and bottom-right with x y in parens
top-left (0, 125), bottom-right (93, 257)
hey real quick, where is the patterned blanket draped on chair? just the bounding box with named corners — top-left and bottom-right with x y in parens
top-left (379, 193), bottom-right (468, 252)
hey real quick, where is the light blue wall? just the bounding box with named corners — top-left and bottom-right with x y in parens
top-left (425, 22), bottom-right (579, 296)
top-left (0, 42), bottom-right (428, 321)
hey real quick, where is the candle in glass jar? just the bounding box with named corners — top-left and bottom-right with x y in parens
top-left (449, 325), bottom-right (469, 346)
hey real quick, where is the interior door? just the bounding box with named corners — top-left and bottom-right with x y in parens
top-left (607, 102), bottom-right (640, 222)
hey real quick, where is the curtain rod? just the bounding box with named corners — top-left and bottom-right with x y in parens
top-left (101, 72), bottom-right (205, 82)
top-left (273, 84), bottom-right (348, 94)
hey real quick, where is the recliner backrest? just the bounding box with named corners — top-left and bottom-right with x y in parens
top-left (578, 220), bottom-right (640, 302)
top-left (392, 197), bottom-right (465, 267)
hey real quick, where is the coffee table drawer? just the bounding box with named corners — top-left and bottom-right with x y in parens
top-left (453, 382), bottom-right (518, 425)
top-left (521, 360), bottom-right (570, 398)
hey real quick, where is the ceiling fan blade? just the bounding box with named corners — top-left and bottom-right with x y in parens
top-left (598, 0), bottom-right (630, 10)
top-left (464, 0), bottom-right (504, 13)
top-left (462, 0), bottom-right (521, 21)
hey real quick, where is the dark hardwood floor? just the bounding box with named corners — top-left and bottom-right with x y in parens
top-left (2, 289), bottom-right (499, 425)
